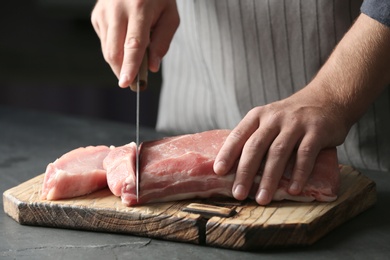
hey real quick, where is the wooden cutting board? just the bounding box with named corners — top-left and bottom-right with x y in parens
top-left (3, 165), bottom-right (376, 250)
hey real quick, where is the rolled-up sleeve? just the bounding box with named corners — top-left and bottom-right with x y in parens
top-left (361, 0), bottom-right (390, 27)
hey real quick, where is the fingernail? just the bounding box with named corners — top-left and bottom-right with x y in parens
top-left (233, 184), bottom-right (246, 200)
top-left (153, 56), bottom-right (161, 71)
top-left (256, 189), bottom-right (269, 204)
top-left (289, 181), bottom-right (300, 193)
top-left (118, 74), bottom-right (129, 88)
top-left (214, 161), bottom-right (226, 175)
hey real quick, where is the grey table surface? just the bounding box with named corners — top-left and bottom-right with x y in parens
top-left (1, 106), bottom-right (390, 260)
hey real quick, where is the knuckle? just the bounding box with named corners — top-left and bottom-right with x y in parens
top-left (246, 107), bottom-right (261, 119)
top-left (245, 136), bottom-right (263, 153)
top-left (266, 110), bottom-right (283, 125)
top-left (104, 49), bottom-right (122, 64)
top-left (297, 145), bottom-right (317, 158)
top-left (309, 114), bottom-right (326, 127)
top-left (90, 14), bottom-right (97, 26)
top-left (171, 13), bottom-right (181, 27)
top-left (268, 142), bottom-right (288, 157)
top-left (229, 129), bottom-right (245, 142)
top-left (129, 0), bottom-right (145, 10)
top-left (124, 37), bottom-right (140, 50)
top-left (124, 36), bottom-right (149, 50)
top-left (90, 12), bottom-right (102, 31)
top-left (91, 5), bottom-right (100, 19)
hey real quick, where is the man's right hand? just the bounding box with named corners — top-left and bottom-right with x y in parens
top-left (91, 0), bottom-right (180, 88)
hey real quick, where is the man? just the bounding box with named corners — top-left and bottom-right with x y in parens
top-left (91, 0), bottom-right (390, 205)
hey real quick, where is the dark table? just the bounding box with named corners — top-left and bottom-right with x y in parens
top-left (1, 106), bottom-right (389, 259)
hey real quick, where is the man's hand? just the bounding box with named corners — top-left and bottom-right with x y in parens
top-left (213, 87), bottom-right (349, 205)
top-left (91, 0), bottom-right (180, 88)
top-left (214, 13), bottom-right (390, 206)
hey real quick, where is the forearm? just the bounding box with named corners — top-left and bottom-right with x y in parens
top-left (307, 13), bottom-right (390, 129)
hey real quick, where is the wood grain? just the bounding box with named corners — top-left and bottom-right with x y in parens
top-left (206, 166), bottom-right (376, 249)
top-left (2, 165), bottom-right (376, 250)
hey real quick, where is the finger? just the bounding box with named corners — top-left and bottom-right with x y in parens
top-left (118, 7), bottom-right (151, 88)
top-left (91, 16), bottom-right (101, 38)
top-left (255, 131), bottom-right (300, 205)
top-left (91, 4), bottom-right (109, 48)
top-left (105, 21), bottom-right (127, 79)
top-left (99, 29), bottom-right (109, 72)
top-left (91, 5), bottom-right (102, 37)
top-left (214, 110), bottom-right (260, 176)
top-left (231, 128), bottom-right (276, 201)
top-left (91, 8), bottom-right (109, 72)
top-left (288, 136), bottom-right (321, 195)
top-left (148, 4), bottom-right (180, 72)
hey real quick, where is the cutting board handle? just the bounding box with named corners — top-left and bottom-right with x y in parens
top-left (182, 203), bottom-right (237, 219)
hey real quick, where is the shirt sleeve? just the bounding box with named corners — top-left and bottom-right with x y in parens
top-left (361, 0), bottom-right (390, 27)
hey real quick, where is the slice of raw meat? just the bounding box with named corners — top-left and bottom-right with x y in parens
top-left (104, 130), bottom-right (340, 206)
top-left (41, 145), bottom-right (112, 200)
top-left (103, 142), bottom-right (137, 198)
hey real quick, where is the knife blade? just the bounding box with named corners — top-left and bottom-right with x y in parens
top-left (135, 76), bottom-right (140, 202)
top-left (130, 52), bottom-right (148, 202)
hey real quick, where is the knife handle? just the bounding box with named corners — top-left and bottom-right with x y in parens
top-left (130, 51), bottom-right (148, 92)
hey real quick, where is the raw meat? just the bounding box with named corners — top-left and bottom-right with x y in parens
top-left (41, 145), bottom-right (112, 200)
top-left (104, 130), bottom-right (340, 206)
top-left (272, 149), bottom-right (340, 202)
top-left (103, 142), bottom-right (137, 197)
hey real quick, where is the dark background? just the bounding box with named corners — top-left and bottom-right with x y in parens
top-left (0, 0), bottom-right (162, 128)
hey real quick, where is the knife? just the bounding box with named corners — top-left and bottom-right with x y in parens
top-left (130, 52), bottom-right (148, 202)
